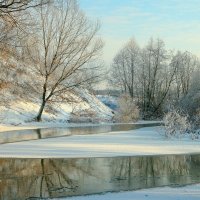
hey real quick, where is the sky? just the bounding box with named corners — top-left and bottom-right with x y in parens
top-left (79, 0), bottom-right (200, 66)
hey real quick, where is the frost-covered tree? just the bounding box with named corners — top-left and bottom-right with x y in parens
top-left (163, 109), bottom-right (190, 138)
top-left (110, 38), bottom-right (177, 119)
top-left (0, 0), bottom-right (49, 47)
top-left (111, 38), bottom-right (140, 98)
top-left (139, 38), bottom-right (176, 118)
top-left (25, 0), bottom-right (103, 121)
top-left (172, 51), bottom-right (199, 99)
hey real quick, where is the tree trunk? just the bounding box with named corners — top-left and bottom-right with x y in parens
top-left (36, 100), bottom-right (46, 121)
top-left (36, 79), bottom-right (48, 122)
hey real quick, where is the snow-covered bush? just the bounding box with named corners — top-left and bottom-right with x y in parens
top-left (114, 94), bottom-right (139, 123)
top-left (179, 91), bottom-right (200, 119)
top-left (163, 109), bottom-right (191, 138)
top-left (189, 109), bottom-right (200, 139)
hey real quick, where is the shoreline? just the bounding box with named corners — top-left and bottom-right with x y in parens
top-left (0, 120), bottom-right (162, 133)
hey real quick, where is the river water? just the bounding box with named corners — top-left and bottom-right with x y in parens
top-left (0, 154), bottom-right (200, 199)
top-left (0, 123), bottom-right (161, 144)
top-left (1, 123), bottom-right (199, 199)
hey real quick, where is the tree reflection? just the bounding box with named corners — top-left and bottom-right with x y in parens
top-left (0, 155), bottom-right (200, 199)
top-left (0, 158), bottom-right (93, 199)
top-left (110, 155), bottom-right (199, 190)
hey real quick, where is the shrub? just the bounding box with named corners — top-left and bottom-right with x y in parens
top-left (114, 94), bottom-right (139, 123)
top-left (163, 109), bottom-right (190, 138)
top-left (189, 109), bottom-right (200, 139)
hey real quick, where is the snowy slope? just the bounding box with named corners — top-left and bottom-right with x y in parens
top-left (0, 90), bottom-right (114, 125)
top-left (0, 53), bottom-right (114, 125)
top-left (97, 95), bottom-right (118, 110)
top-left (76, 89), bottom-right (114, 121)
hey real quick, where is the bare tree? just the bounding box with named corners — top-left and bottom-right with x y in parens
top-left (0, 0), bottom-right (49, 33)
top-left (110, 38), bottom-right (178, 119)
top-left (172, 51), bottom-right (198, 99)
top-left (0, 0), bottom-right (49, 48)
top-left (26, 0), bottom-right (103, 121)
top-left (111, 38), bottom-right (140, 98)
top-left (0, 0), bottom-right (49, 13)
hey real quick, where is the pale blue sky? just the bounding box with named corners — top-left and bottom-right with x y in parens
top-left (79, 0), bottom-right (200, 65)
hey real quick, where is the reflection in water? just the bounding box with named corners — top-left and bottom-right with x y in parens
top-left (0, 123), bottom-right (161, 144)
top-left (0, 154), bottom-right (200, 199)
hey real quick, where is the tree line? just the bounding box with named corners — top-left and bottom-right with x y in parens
top-left (110, 38), bottom-right (200, 119)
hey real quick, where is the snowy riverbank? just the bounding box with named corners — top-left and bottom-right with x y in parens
top-left (0, 126), bottom-right (199, 158)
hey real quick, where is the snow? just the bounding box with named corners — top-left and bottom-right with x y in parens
top-left (0, 89), bottom-right (113, 125)
top-left (97, 95), bottom-right (118, 110)
top-left (0, 50), bottom-right (114, 125)
top-left (0, 126), bottom-right (199, 158)
top-left (55, 184), bottom-right (200, 200)
top-left (78, 90), bottom-right (113, 120)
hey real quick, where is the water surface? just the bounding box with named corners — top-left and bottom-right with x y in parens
top-left (0, 154), bottom-right (200, 199)
top-left (0, 123), bottom-right (161, 144)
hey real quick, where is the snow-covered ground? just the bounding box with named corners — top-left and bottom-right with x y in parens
top-left (0, 90), bottom-right (113, 125)
top-left (57, 184), bottom-right (200, 200)
top-left (97, 95), bottom-right (118, 110)
top-left (0, 53), bottom-right (114, 125)
top-left (0, 126), bottom-right (199, 158)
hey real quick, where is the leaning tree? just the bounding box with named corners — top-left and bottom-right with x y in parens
top-left (26, 0), bottom-right (103, 121)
